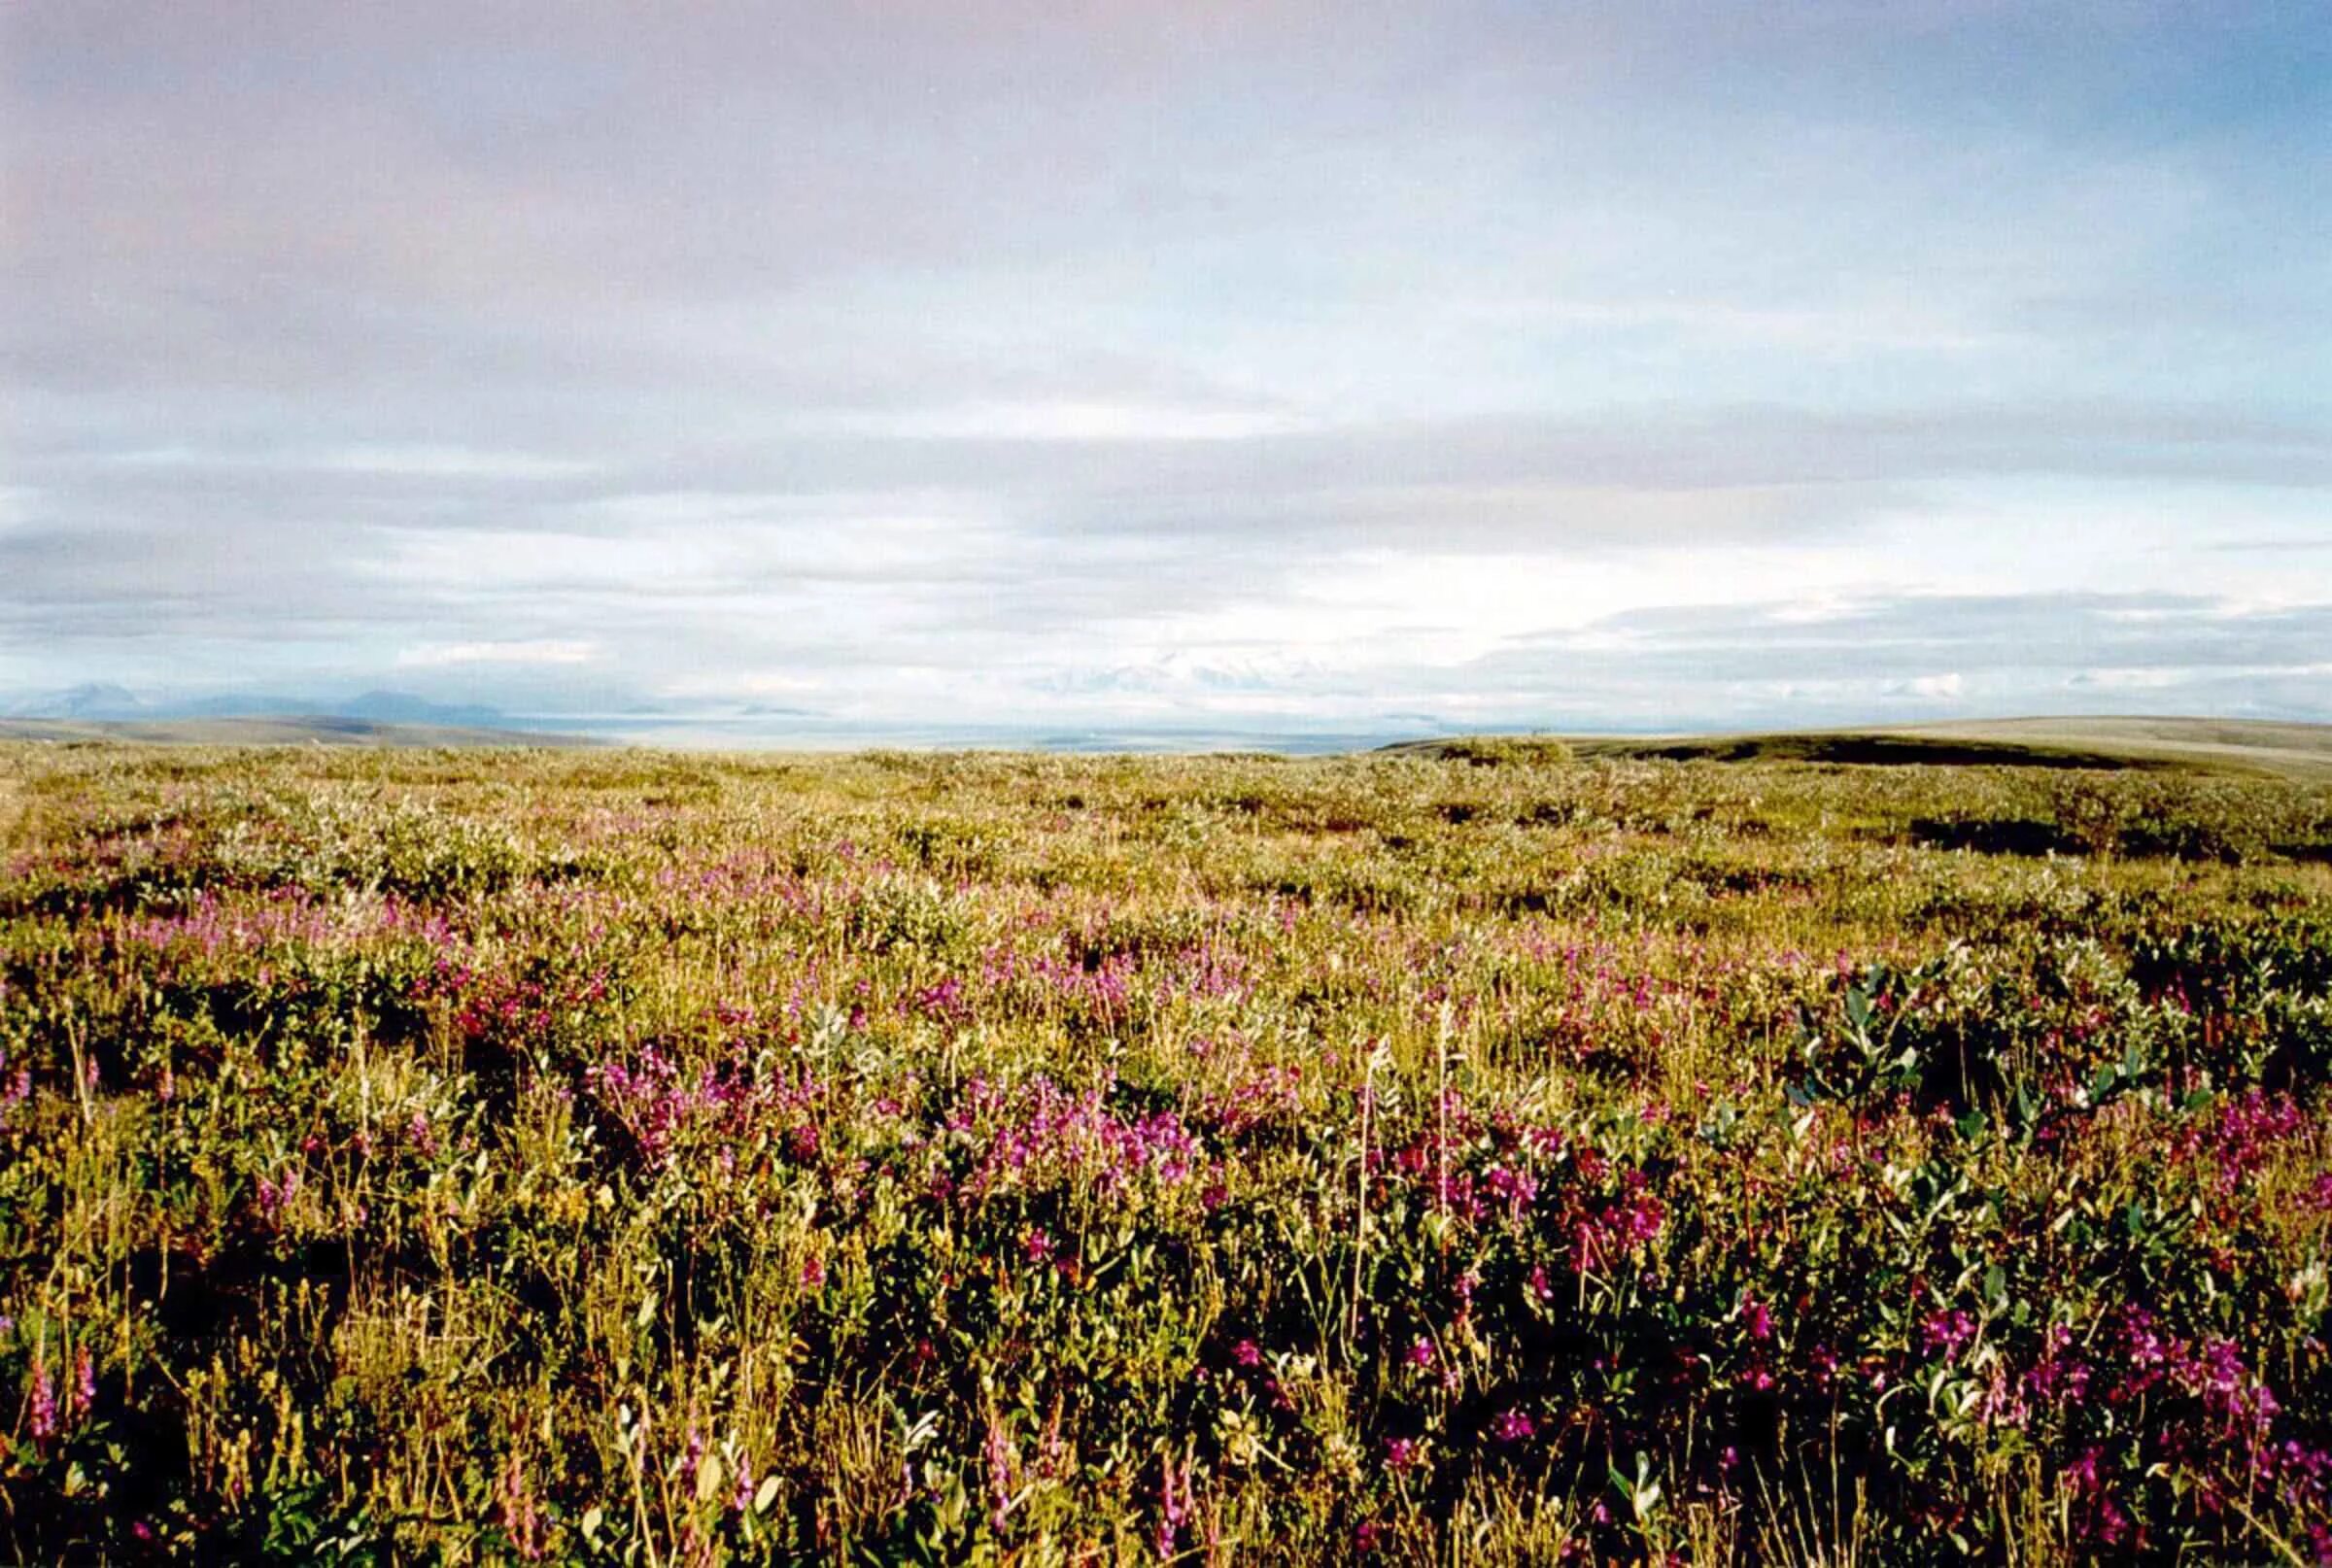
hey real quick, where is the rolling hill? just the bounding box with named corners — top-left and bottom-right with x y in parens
top-left (1389, 716), bottom-right (2332, 781)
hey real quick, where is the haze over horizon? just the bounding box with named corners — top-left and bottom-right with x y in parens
top-left (6, 2), bottom-right (2329, 740)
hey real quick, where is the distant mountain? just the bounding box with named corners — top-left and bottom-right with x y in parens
top-left (5, 686), bottom-right (508, 728)
top-left (8, 683), bottom-right (151, 720)
top-left (336, 691), bottom-right (506, 728)
top-left (0, 716), bottom-right (599, 749)
top-left (172, 693), bottom-right (325, 718)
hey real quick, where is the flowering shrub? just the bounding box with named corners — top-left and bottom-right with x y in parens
top-left (0, 745), bottom-right (2326, 1561)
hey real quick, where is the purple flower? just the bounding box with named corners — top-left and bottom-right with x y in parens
top-left (1154, 1451), bottom-right (1192, 1560)
top-left (256, 1168), bottom-right (300, 1224)
top-left (26, 1360), bottom-right (55, 1442)
top-left (1490, 1408), bottom-right (1535, 1444)
top-left (1920, 1309), bottom-right (1976, 1361)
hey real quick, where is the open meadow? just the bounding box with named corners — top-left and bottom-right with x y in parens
top-left (2, 741), bottom-right (2329, 1563)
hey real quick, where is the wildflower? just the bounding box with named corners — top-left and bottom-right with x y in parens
top-left (1154, 1451), bottom-right (1192, 1560)
top-left (1384, 1436), bottom-right (1422, 1472)
top-left (1491, 1408), bottom-right (1535, 1444)
top-left (1920, 1309), bottom-right (1976, 1361)
top-left (801, 1255), bottom-right (826, 1288)
top-left (1021, 1228), bottom-right (1055, 1266)
top-left (1744, 1297), bottom-right (1772, 1341)
top-left (1405, 1337), bottom-right (1436, 1370)
top-left (26, 1359), bottom-right (55, 1441)
top-left (256, 1168), bottom-right (300, 1224)
top-left (497, 1450), bottom-right (544, 1560)
top-left (984, 1412), bottom-right (1020, 1532)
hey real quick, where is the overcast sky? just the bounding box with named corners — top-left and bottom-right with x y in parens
top-left (5, 1), bottom-right (2328, 735)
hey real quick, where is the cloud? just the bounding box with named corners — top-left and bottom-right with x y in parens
top-left (395, 639), bottom-right (600, 668)
top-left (4, 3), bottom-right (2327, 729)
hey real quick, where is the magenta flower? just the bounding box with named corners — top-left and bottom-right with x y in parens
top-left (1153, 1450), bottom-right (1192, 1560)
top-left (256, 1168), bottom-right (300, 1224)
top-left (1490, 1408), bottom-right (1535, 1443)
top-left (26, 1359), bottom-right (55, 1442)
top-left (1920, 1309), bottom-right (1976, 1361)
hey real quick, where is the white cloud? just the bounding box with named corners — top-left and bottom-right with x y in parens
top-left (105, 446), bottom-right (600, 480)
top-left (800, 402), bottom-right (1312, 442)
top-left (395, 640), bottom-right (600, 668)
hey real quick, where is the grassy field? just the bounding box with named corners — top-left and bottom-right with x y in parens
top-left (1, 741), bottom-right (2329, 1562)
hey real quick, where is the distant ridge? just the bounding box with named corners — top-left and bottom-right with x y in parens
top-left (0, 716), bottom-right (600, 749)
top-left (1386, 716), bottom-right (2332, 781)
top-left (1, 686), bottom-right (511, 729)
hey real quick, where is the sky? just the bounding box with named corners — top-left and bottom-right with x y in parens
top-left (4, 1), bottom-right (2329, 740)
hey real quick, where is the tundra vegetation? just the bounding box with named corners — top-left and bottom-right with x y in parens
top-left (1, 743), bottom-right (2329, 1563)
